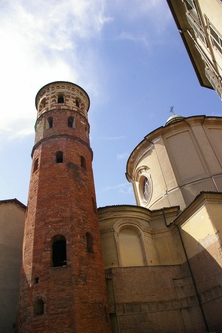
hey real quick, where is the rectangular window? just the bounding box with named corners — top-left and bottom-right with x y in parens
top-left (185, 0), bottom-right (195, 9)
top-left (205, 67), bottom-right (222, 100)
top-left (186, 12), bottom-right (206, 44)
top-left (209, 24), bottom-right (222, 55)
top-left (184, 0), bottom-right (198, 17)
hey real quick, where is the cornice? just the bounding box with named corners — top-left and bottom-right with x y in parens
top-left (31, 134), bottom-right (93, 158)
top-left (0, 198), bottom-right (26, 210)
top-left (173, 191), bottom-right (222, 227)
top-left (126, 115), bottom-right (222, 181)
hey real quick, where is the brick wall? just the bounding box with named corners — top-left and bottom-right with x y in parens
top-left (16, 82), bottom-right (111, 333)
top-left (107, 265), bottom-right (206, 333)
top-left (188, 241), bottom-right (222, 332)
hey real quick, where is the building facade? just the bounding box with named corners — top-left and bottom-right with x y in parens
top-left (1, 83), bottom-right (222, 332)
top-left (167, 0), bottom-right (222, 99)
top-left (0, 199), bottom-right (25, 333)
top-left (100, 114), bottom-right (222, 332)
top-left (126, 114), bottom-right (222, 210)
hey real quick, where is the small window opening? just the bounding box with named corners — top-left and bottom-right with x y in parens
top-left (86, 232), bottom-right (94, 253)
top-left (33, 298), bottom-right (44, 316)
top-left (68, 116), bottom-right (74, 128)
top-left (80, 156), bottom-right (86, 168)
top-left (76, 99), bottom-right (80, 107)
top-left (56, 151), bottom-right (63, 163)
top-left (34, 277), bottom-right (39, 284)
top-left (39, 98), bottom-right (46, 110)
top-left (58, 95), bottom-right (64, 103)
top-left (47, 117), bottom-right (53, 128)
top-left (33, 158), bottom-right (39, 172)
top-left (52, 235), bottom-right (67, 267)
top-left (85, 126), bottom-right (89, 138)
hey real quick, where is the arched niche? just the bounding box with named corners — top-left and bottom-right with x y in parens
top-left (118, 226), bottom-right (144, 267)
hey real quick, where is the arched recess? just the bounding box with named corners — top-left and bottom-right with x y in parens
top-left (68, 116), bottom-right (75, 128)
top-left (57, 94), bottom-right (64, 103)
top-left (51, 234), bottom-right (67, 267)
top-left (56, 151), bottom-right (63, 163)
top-left (33, 158), bottom-right (39, 172)
top-left (86, 232), bottom-right (94, 253)
top-left (46, 116), bottom-right (53, 129)
top-left (39, 97), bottom-right (46, 111)
top-left (118, 225), bottom-right (145, 267)
top-left (80, 156), bottom-right (86, 168)
top-left (33, 297), bottom-right (44, 316)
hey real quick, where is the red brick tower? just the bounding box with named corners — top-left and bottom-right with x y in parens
top-left (16, 81), bottom-right (111, 333)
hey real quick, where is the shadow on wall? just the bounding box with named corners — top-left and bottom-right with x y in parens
top-left (106, 228), bottom-right (222, 333)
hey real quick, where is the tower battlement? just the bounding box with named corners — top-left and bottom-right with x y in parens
top-left (35, 81), bottom-right (90, 117)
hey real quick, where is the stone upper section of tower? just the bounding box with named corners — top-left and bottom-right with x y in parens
top-left (33, 81), bottom-right (91, 154)
top-left (35, 81), bottom-right (90, 119)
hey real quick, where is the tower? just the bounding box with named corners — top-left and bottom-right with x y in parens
top-left (16, 81), bottom-right (111, 333)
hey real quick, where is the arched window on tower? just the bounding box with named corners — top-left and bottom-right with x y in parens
top-left (58, 94), bottom-right (64, 103)
top-left (56, 151), bottom-right (63, 163)
top-left (85, 126), bottom-right (89, 139)
top-left (47, 117), bottom-right (53, 128)
top-left (68, 116), bottom-right (75, 128)
top-left (33, 298), bottom-right (44, 316)
top-left (75, 99), bottom-right (80, 107)
top-left (33, 158), bottom-right (39, 173)
top-left (51, 235), bottom-right (67, 267)
top-left (39, 97), bottom-right (46, 111)
top-left (86, 232), bottom-right (93, 253)
top-left (80, 156), bottom-right (86, 169)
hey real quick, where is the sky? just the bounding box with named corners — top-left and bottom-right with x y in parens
top-left (0, 0), bottom-right (221, 208)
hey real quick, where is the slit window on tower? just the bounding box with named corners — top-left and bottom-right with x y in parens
top-left (80, 156), bottom-right (86, 168)
top-left (47, 117), bottom-right (53, 128)
top-left (92, 197), bottom-right (97, 213)
top-left (58, 94), bottom-right (64, 103)
top-left (52, 235), bottom-right (67, 267)
top-left (56, 151), bottom-right (63, 163)
top-left (68, 116), bottom-right (74, 128)
top-left (86, 232), bottom-right (93, 253)
top-left (33, 298), bottom-right (44, 316)
top-left (76, 99), bottom-right (80, 107)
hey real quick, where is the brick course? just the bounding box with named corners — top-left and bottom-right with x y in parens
top-left (107, 265), bottom-right (206, 333)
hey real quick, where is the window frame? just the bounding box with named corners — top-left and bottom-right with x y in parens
top-left (68, 116), bottom-right (75, 128)
top-left (55, 151), bottom-right (63, 163)
top-left (33, 298), bottom-right (44, 316)
top-left (57, 94), bottom-right (64, 104)
top-left (86, 232), bottom-right (94, 253)
top-left (51, 234), bottom-right (67, 267)
top-left (33, 158), bottom-right (39, 173)
top-left (80, 156), bottom-right (86, 168)
top-left (209, 23), bottom-right (222, 55)
top-left (47, 117), bottom-right (53, 129)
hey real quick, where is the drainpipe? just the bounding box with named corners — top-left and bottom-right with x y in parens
top-left (162, 209), bottom-right (210, 332)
